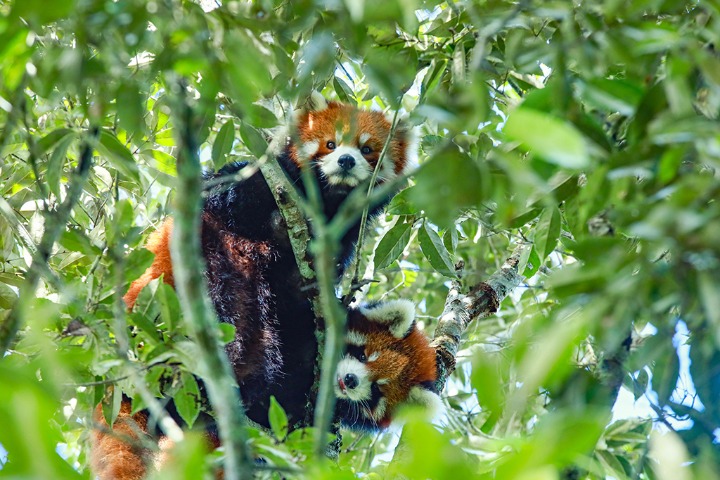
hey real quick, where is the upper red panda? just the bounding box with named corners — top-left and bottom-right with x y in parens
top-left (336, 300), bottom-right (441, 430)
top-left (90, 94), bottom-right (420, 480)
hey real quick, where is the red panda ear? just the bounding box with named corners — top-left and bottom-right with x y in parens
top-left (391, 117), bottom-right (419, 174)
top-left (304, 91), bottom-right (329, 112)
top-left (359, 299), bottom-right (416, 338)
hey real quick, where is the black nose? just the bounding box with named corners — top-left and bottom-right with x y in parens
top-left (338, 154), bottom-right (355, 171)
top-left (344, 373), bottom-right (358, 390)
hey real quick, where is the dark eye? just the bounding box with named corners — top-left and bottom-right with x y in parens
top-left (359, 353), bottom-right (367, 363)
top-left (327, 141), bottom-right (336, 150)
top-left (360, 146), bottom-right (372, 155)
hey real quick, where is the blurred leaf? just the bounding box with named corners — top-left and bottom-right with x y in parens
top-left (387, 187), bottom-right (418, 216)
top-left (408, 145), bottom-right (484, 228)
top-left (504, 107), bottom-right (590, 168)
top-left (649, 431), bottom-right (691, 480)
top-left (534, 206), bottom-right (561, 260)
top-left (117, 82), bottom-right (145, 137)
top-left (46, 132), bottom-right (75, 198)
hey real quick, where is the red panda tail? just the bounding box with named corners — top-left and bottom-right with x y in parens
top-left (123, 219), bottom-right (175, 309)
top-left (90, 399), bottom-right (151, 480)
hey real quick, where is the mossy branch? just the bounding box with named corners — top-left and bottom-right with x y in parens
top-left (168, 82), bottom-right (251, 480)
top-left (431, 246), bottom-right (526, 391)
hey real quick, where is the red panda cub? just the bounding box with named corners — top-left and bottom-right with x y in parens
top-left (336, 300), bottom-right (441, 430)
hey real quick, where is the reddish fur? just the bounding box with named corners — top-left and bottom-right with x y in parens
top-left (291, 101), bottom-right (410, 174)
top-left (90, 398), bottom-right (221, 480)
top-left (90, 401), bottom-right (151, 480)
top-left (124, 219), bottom-right (175, 309)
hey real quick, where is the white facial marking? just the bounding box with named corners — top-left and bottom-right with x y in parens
top-left (376, 378), bottom-right (389, 385)
top-left (318, 145), bottom-right (372, 187)
top-left (334, 356), bottom-right (372, 401)
top-left (346, 330), bottom-right (367, 346)
top-left (359, 299), bottom-right (416, 338)
top-left (367, 351), bottom-right (380, 362)
top-left (298, 140), bottom-right (319, 160)
top-left (359, 133), bottom-right (371, 144)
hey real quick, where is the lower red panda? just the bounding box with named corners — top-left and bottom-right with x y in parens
top-left (336, 300), bottom-right (441, 430)
top-left (89, 301), bottom-right (439, 480)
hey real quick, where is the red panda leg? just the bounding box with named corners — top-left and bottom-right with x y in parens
top-left (123, 219), bottom-right (175, 309)
top-left (90, 400), bottom-right (153, 480)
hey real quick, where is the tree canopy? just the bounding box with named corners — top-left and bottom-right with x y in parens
top-left (0, 0), bottom-right (719, 478)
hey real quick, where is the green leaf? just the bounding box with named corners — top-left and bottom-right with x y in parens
top-left (534, 206), bottom-right (561, 260)
top-left (46, 132), bottom-right (76, 198)
top-left (333, 76), bottom-right (354, 103)
top-left (117, 83), bottom-right (145, 136)
top-left (102, 386), bottom-right (123, 427)
top-left (576, 79), bottom-right (643, 116)
top-left (268, 396), bottom-right (288, 441)
top-left (217, 323), bottom-right (236, 344)
top-left (156, 281), bottom-right (181, 333)
top-left (504, 107), bottom-right (590, 169)
top-left (212, 120), bottom-right (235, 169)
top-left (239, 122), bottom-right (267, 158)
top-left (418, 222), bottom-right (456, 278)
top-left (37, 128), bottom-right (74, 155)
top-left (97, 131), bottom-right (140, 181)
top-left (374, 220), bottom-right (412, 270)
top-left (443, 226), bottom-right (458, 254)
top-left (175, 372), bottom-right (201, 428)
top-left (11, 0), bottom-right (76, 25)
top-left (387, 187), bottom-right (418, 216)
top-left (698, 272), bottom-right (720, 348)
top-left (407, 145), bottom-right (484, 228)
top-left (0, 281), bottom-right (18, 309)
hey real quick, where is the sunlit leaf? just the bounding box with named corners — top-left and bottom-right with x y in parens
top-left (504, 107), bottom-right (590, 168)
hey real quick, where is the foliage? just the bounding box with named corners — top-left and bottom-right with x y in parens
top-left (1, 0), bottom-right (719, 478)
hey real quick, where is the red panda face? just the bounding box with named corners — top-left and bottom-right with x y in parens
top-left (335, 300), bottom-right (441, 430)
top-left (291, 95), bottom-right (414, 189)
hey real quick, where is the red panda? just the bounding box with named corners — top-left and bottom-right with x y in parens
top-left (119, 93), bottom-right (416, 423)
top-left (90, 95), bottom-right (419, 479)
top-left (336, 300), bottom-right (441, 430)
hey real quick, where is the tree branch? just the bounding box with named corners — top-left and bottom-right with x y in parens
top-left (0, 127), bottom-right (99, 356)
top-left (431, 246), bottom-right (526, 391)
top-left (168, 81), bottom-right (251, 480)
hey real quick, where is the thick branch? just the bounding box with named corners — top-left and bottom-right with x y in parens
top-left (169, 83), bottom-right (250, 479)
top-left (431, 246), bottom-right (526, 391)
top-left (0, 127), bottom-right (98, 355)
